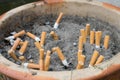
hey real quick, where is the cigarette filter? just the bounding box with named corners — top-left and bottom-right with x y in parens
top-left (19, 41), bottom-right (28, 55)
top-left (23, 63), bottom-right (39, 69)
top-left (50, 31), bottom-right (59, 40)
top-left (104, 35), bottom-right (110, 49)
top-left (26, 32), bottom-right (40, 42)
top-left (19, 41), bottom-right (24, 45)
top-left (14, 30), bottom-right (25, 38)
top-left (77, 51), bottom-right (82, 62)
top-left (44, 56), bottom-right (51, 71)
top-left (46, 50), bottom-right (51, 56)
top-left (8, 49), bottom-right (18, 61)
top-left (34, 41), bottom-right (41, 50)
top-left (95, 55), bottom-right (104, 65)
top-left (78, 36), bottom-right (83, 51)
top-left (98, 31), bottom-right (102, 42)
top-left (95, 32), bottom-right (100, 48)
top-left (85, 24), bottom-right (90, 36)
top-left (89, 50), bottom-right (99, 67)
top-left (11, 38), bottom-right (21, 51)
top-left (19, 56), bottom-right (25, 61)
top-left (76, 63), bottom-right (84, 69)
top-left (40, 49), bottom-right (44, 60)
top-left (39, 59), bottom-right (44, 71)
top-left (90, 31), bottom-right (95, 44)
top-left (40, 32), bottom-right (46, 47)
top-left (80, 29), bottom-right (86, 43)
top-left (53, 12), bottom-right (63, 29)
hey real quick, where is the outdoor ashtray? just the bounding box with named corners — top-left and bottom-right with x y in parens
top-left (0, 0), bottom-right (120, 80)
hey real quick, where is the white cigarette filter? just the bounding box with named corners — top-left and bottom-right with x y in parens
top-left (85, 24), bottom-right (90, 36)
top-left (11, 38), bottom-right (21, 51)
top-left (78, 36), bottom-right (83, 52)
top-left (5, 30), bottom-right (25, 40)
top-left (53, 12), bottom-right (63, 29)
top-left (90, 31), bottom-right (95, 44)
top-left (89, 50), bottom-right (99, 67)
top-left (95, 32), bottom-right (100, 48)
top-left (40, 32), bottom-right (47, 47)
top-left (55, 47), bottom-right (69, 67)
top-left (8, 49), bottom-right (18, 61)
top-left (95, 55), bottom-right (104, 65)
top-left (26, 32), bottom-right (40, 42)
top-left (40, 48), bottom-right (44, 60)
top-left (104, 35), bottom-right (110, 49)
top-left (23, 63), bottom-right (39, 69)
top-left (80, 29), bottom-right (86, 43)
top-left (19, 41), bottom-right (28, 55)
top-left (50, 31), bottom-right (59, 40)
top-left (39, 59), bottom-right (44, 71)
top-left (44, 56), bottom-right (51, 71)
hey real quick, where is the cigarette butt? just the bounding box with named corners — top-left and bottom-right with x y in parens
top-left (104, 35), bottom-right (110, 49)
top-left (50, 31), bottom-right (59, 40)
top-left (76, 63), bottom-right (84, 69)
top-left (40, 49), bottom-right (44, 60)
top-left (11, 38), bottom-right (21, 51)
top-left (78, 36), bottom-right (83, 51)
top-left (8, 50), bottom-right (18, 61)
top-left (56, 12), bottom-right (63, 24)
top-left (80, 29), bottom-right (86, 43)
top-left (90, 31), bottom-right (95, 44)
top-left (23, 63), bottom-right (39, 69)
top-left (19, 41), bottom-right (24, 45)
top-left (39, 59), bottom-right (44, 71)
top-left (29, 59), bottom-right (33, 63)
top-left (78, 55), bottom-right (86, 64)
top-left (40, 32), bottom-right (46, 47)
top-left (98, 31), bottom-right (102, 42)
top-left (34, 41), bottom-right (41, 50)
top-left (95, 55), bottom-right (104, 65)
top-left (77, 51), bottom-right (82, 62)
top-left (14, 30), bottom-right (25, 38)
top-left (44, 56), bottom-right (51, 71)
top-left (46, 50), bottom-right (51, 56)
top-left (19, 41), bottom-right (28, 55)
top-left (19, 56), bottom-right (25, 61)
top-left (89, 50), bottom-right (99, 66)
top-left (95, 32), bottom-right (100, 48)
top-left (85, 24), bottom-right (90, 36)
top-left (52, 47), bottom-right (57, 52)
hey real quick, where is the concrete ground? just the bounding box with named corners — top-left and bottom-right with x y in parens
top-left (98, 0), bottom-right (120, 7)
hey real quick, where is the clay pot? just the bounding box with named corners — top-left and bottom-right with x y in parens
top-left (0, 0), bottom-right (120, 80)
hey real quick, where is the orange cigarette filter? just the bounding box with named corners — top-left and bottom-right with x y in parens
top-left (40, 49), bottom-right (44, 60)
top-left (19, 41), bottom-right (24, 45)
top-left (52, 47), bottom-right (57, 52)
top-left (89, 50), bottom-right (99, 66)
top-left (39, 59), bottom-right (44, 71)
top-left (19, 41), bottom-right (28, 55)
top-left (14, 30), bottom-right (26, 38)
top-left (78, 36), bottom-right (83, 51)
top-left (98, 31), bottom-right (102, 42)
top-left (24, 63), bottom-right (39, 69)
top-left (56, 12), bottom-right (63, 24)
top-left (85, 24), bottom-right (90, 36)
top-left (77, 51), bottom-right (82, 62)
top-left (46, 50), bottom-right (51, 57)
top-left (11, 38), bottom-right (21, 51)
top-left (55, 47), bottom-right (65, 61)
top-left (90, 31), bottom-right (95, 44)
top-left (19, 56), bottom-right (25, 61)
top-left (34, 41), bottom-right (41, 50)
top-left (50, 31), bottom-right (59, 40)
top-left (80, 29), bottom-right (86, 43)
top-left (76, 63), bottom-right (84, 69)
top-left (8, 50), bottom-right (18, 61)
top-left (44, 56), bottom-right (51, 71)
top-left (95, 55), bottom-right (104, 65)
top-left (95, 32), bottom-right (100, 48)
top-left (104, 35), bottom-right (110, 49)
top-left (40, 32), bottom-right (47, 47)
top-left (26, 32), bottom-right (36, 39)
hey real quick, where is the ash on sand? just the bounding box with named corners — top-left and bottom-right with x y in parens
top-left (1, 15), bottom-right (120, 71)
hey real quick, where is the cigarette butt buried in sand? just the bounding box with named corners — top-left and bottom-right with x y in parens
top-left (95, 55), bottom-right (104, 65)
top-left (40, 49), bottom-right (44, 60)
top-left (95, 32), bottom-right (100, 48)
top-left (90, 31), bottom-right (95, 44)
top-left (53, 12), bottom-right (63, 29)
top-left (89, 50), bottom-right (99, 67)
top-left (104, 35), bottom-right (110, 49)
top-left (44, 56), bottom-right (51, 71)
top-left (80, 29), bottom-right (86, 43)
top-left (85, 24), bottom-right (90, 36)
top-left (19, 41), bottom-right (28, 55)
top-left (5, 30), bottom-right (25, 40)
top-left (11, 38), bottom-right (21, 51)
top-left (55, 47), bottom-right (69, 67)
top-left (78, 36), bottom-right (83, 51)
top-left (8, 49), bottom-right (18, 61)
top-left (19, 56), bottom-right (25, 61)
top-left (40, 32), bottom-right (46, 47)
top-left (34, 41), bottom-right (41, 50)
top-left (50, 31), bottom-right (59, 40)
top-left (39, 59), bottom-right (44, 71)
top-left (26, 32), bottom-right (40, 42)
top-left (76, 63), bottom-right (84, 69)
top-left (23, 63), bottom-right (39, 69)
